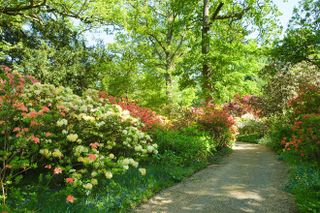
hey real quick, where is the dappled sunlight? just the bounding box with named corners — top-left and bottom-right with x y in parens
top-left (233, 143), bottom-right (260, 150)
top-left (135, 143), bottom-right (296, 213)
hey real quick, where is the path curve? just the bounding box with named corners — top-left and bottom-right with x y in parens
top-left (134, 142), bottom-right (297, 213)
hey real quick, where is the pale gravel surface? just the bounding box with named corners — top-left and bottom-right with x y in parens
top-left (134, 142), bottom-right (297, 213)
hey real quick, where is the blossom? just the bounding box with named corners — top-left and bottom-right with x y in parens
top-left (89, 142), bottom-right (99, 149)
top-left (108, 153), bottom-right (115, 159)
top-left (131, 161), bottom-right (139, 168)
top-left (67, 134), bottom-right (78, 142)
top-left (122, 158), bottom-right (130, 166)
top-left (44, 164), bottom-right (52, 169)
top-left (134, 145), bottom-right (142, 152)
top-left (13, 127), bottom-right (20, 132)
top-left (65, 177), bottom-right (74, 183)
top-left (45, 132), bottom-right (52, 137)
top-left (52, 149), bottom-right (63, 158)
top-left (139, 168), bottom-right (146, 176)
top-left (91, 179), bottom-right (98, 185)
top-left (39, 149), bottom-right (51, 157)
top-left (57, 119), bottom-right (68, 127)
top-left (105, 171), bottom-right (113, 179)
top-left (28, 111), bottom-right (39, 118)
top-left (66, 195), bottom-right (75, 203)
top-left (88, 154), bottom-right (96, 160)
top-left (31, 135), bottom-right (40, 144)
top-left (41, 106), bottom-right (50, 113)
top-left (13, 102), bottom-right (28, 112)
top-left (83, 183), bottom-right (93, 190)
top-left (30, 120), bottom-right (42, 126)
top-left (147, 145), bottom-right (154, 153)
top-left (53, 167), bottom-right (62, 174)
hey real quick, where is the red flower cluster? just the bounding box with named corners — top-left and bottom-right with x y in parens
top-left (289, 84), bottom-right (320, 116)
top-left (191, 103), bottom-right (237, 147)
top-left (99, 93), bottom-right (164, 130)
top-left (224, 94), bottom-right (261, 117)
top-left (282, 114), bottom-right (320, 163)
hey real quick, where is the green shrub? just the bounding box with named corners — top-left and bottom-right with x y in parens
top-left (265, 115), bottom-right (292, 153)
top-left (286, 164), bottom-right (320, 213)
top-left (151, 127), bottom-right (213, 167)
top-left (237, 133), bottom-right (261, 143)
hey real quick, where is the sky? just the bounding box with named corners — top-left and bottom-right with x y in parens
top-left (84, 0), bottom-right (300, 46)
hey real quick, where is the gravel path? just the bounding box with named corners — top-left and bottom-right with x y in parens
top-left (134, 142), bottom-right (297, 213)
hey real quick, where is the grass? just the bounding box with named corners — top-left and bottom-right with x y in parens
top-left (284, 161), bottom-right (320, 213)
top-left (236, 133), bottom-right (262, 143)
top-left (2, 148), bottom-right (232, 213)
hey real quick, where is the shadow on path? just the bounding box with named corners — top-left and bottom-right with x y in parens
top-left (134, 143), bottom-right (297, 213)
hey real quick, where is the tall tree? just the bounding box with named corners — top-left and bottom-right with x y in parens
top-left (123, 0), bottom-right (197, 101)
top-left (199, 0), bottom-right (278, 101)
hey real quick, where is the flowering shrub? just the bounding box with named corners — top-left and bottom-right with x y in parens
top-left (281, 114), bottom-right (320, 164)
top-left (102, 93), bottom-right (166, 130)
top-left (260, 62), bottom-right (320, 115)
top-left (289, 84), bottom-right (320, 117)
top-left (190, 104), bottom-right (237, 148)
top-left (224, 94), bottom-right (261, 117)
top-left (0, 68), bottom-right (157, 205)
top-left (281, 84), bottom-right (320, 164)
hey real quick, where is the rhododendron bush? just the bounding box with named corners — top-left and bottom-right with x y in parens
top-left (0, 69), bottom-right (157, 205)
top-left (106, 94), bottom-right (166, 130)
top-left (224, 94), bottom-right (261, 117)
top-left (281, 84), bottom-right (320, 164)
top-left (190, 104), bottom-right (237, 148)
top-left (281, 115), bottom-right (320, 164)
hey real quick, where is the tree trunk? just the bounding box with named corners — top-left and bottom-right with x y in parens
top-left (202, 0), bottom-right (212, 102)
top-left (165, 12), bottom-right (174, 102)
top-left (201, 1), bottom-right (224, 103)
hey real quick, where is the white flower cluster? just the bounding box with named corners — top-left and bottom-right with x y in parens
top-left (23, 83), bottom-right (158, 192)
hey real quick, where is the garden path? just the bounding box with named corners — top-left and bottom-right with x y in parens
top-left (134, 142), bottom-right (297, 213)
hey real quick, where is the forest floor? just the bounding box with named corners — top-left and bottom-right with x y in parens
top-left (134, 142), bottom-right (297, 213)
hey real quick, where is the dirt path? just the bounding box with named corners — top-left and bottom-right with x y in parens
top-left (134, 142), bottom-right (297, 213)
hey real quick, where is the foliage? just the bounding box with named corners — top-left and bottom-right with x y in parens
top-left (106, 94), bottom-right (167, 130)
top-left (259, 62), bottom-right (320, 115)
top-left (285, 164), bottom-right (320, 213)
top-left (1, 126), bottom-right (231, 212)
top-left (281, 114), bottom-right (320, 164)
top-left (190, 104), bottom-right (237, 148)
top-left (236, 117), bottom-right (266, 143)
top-left (224, 94), bottom-right (261, 117)
top-left (289, 84), bottom-right (320, 117)
top-left (276, 0), bottom-right (319, 68)
top-left (0, 68), bottom-right (157, 205)
top-left (151, 127), bottom-right (213, 167)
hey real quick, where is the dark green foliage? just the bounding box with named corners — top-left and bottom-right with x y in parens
top-left (285, 164), bottom-right (320, 213)
top-left (237, 133), bottom-right (262, 143)
top-left (152, 127), bottom-right (214, 167)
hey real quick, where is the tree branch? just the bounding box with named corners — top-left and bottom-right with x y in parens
top-left (210, 2), bottom-right (224, 24)
top-left (214, 7), bottom-right (251, 21)
top-left (0, 0), bottom-right (47, 14)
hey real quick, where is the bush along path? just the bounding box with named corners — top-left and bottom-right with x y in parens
top-left (134, 142), bottom-right (297, 213)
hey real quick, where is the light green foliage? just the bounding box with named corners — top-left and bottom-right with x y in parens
top-left (267, 0), bottom-right (320, 72)
top-left (153, 127), bottom-right (214, 167)
top-left (260, 62), bottom-right (320, 115)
